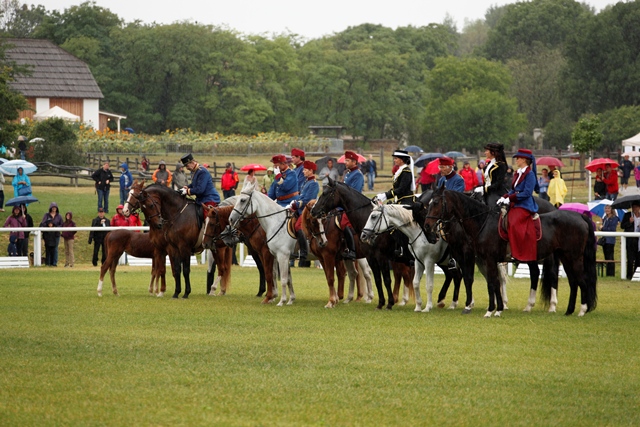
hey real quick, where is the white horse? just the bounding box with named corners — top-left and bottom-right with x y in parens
top-left (361, 204), bottom-right (464, 312)
top-left (229, 188), bottom-right (296, 306)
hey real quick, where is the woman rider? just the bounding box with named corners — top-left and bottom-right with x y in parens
top-left (474, 142), bottom-right (508, 206)
top-left (375, 150), bottom-right (416, 258)
top-left (497, 148), bottom-right (540, 262)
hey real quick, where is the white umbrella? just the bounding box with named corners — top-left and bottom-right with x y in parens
top-left (0, 160), bottom-right (38, 175)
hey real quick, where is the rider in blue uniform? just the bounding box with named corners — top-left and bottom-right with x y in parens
top-left (339, 150), bottom-right (364, 260)
top-left (291, 148), bottom-right (306, 191)
top-left (268, 154), bottom-right (299, 207)
top-left (288, 160), bottom-right (319, 260)
top-left (179, 153), bottom-right (220, 214)
top-left (436, 156), bottom-right (465, 192)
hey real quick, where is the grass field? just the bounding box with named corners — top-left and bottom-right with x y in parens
top-left (1, 266), bottom-right (639, 426)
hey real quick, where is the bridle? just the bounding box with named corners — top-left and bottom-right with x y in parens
top-left (232, 191), bottom-right (291, 244)
top-left (424, 190), bottom-right (491, 241)
top-left (314, 182), bottom-right (374, 219)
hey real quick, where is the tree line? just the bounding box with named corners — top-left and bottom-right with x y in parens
top-left (1, 0), bottom-right (640, 154)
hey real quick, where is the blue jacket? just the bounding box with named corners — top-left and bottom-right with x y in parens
top-left (344, 167), bottom-right (364, 193)
top-left (12, 172), bottom-right (31, 197)
top-left (188, 166), bottom-right (220, 205)
top-left (507, 167), bottom-right (538, 213)
top-left (601, 214), bottom-right (619, 245)
top-left (437, 173), bottom-right (465, 192)
top-left (294, 177), bottom-right (319, 215)
top-left (119, 163), bottom-right (133, 190)
top-left (293, 164), bottom-right (305, 191)
top-left (268, 169), bottom-right (299, 207)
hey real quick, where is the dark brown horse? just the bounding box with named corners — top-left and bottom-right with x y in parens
top-left (203, 205), bottom-right (278, 304)
top-left (124, 181), bottom-right (229, 299)
top-left (301, 200), bottom-right (373, 308)
top-left (96, 229), bottom-right (166, 297)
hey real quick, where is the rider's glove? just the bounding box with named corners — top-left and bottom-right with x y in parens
top-left (496, 197), bottom-right (510, 206)
top-left (375, 193), bottom-right (387, 203)
top-left (473, 186), bottom-right (484, 195)
top-left (180, 188), bottom-right (188, 196)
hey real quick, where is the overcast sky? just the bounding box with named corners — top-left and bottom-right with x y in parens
top-left (44, 0), bottom-right (619, 39)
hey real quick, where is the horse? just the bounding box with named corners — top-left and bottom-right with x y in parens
top-left (301, 200), bottom-right (374, 308)
top-left (203, 204), bottom-right (278, 304)
top-left (310, 178), bottom-right (414, 310)
top-left (124, 181), bottom-right (230, 299)
top-left (96, 229), bottom-right (167, 297)
top-left (229, 188), bottom-right (296, 306)
top-left (424, 188), bottom-right (598, 317)
top-left (361, 203), bottom-right (463, 312)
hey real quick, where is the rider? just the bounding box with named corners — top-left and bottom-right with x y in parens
top-left (375, 149), bottom-right (416, 258)
top-left (339, 150), bottom-right (363, 260)
top-left (497, 148), bottom-right (539, 262)
top-left (268, 154), bottom-right (299, 207)
top-left (436, 156), bottom-right (465, 191)
top-left (475, 142), bottom-right (508, 205)
top-left (291, 148), bottom-right (306, 191)
top-left (179, 153), bottom-right (220, 215)
top-left (288, 160), bottom-right (319, 261)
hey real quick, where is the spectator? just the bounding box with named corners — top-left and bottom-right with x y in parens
top-left (600, 205), bottom-right (619, 277)
top-left (89, 208), bottom-right (110, 266)
top-left (152, 160), bottom-right (172, 187)
top-left (538, 168), bottom-right (550, 201)
top-left (92, 162), bottom-right (114, 213)
top-left (17, 135), bottom-right (27, 160)
top-left (594, 168), bottom-right (607, 200)
top-left (603, 163), bottom-right (619, 201)
top-left (61, 211), bottom-right (76, 268)
top-left (364, 154), bottom-right (377, 191)
top-left (621, 202), bottom-right (640, 279)
top-left (635, 161), bottom-right (640, 188)
top-left (127, 211), bottom-right (142, 230)
top-left (220, 162), bottom-right (239, 199)
top-left (459, 161), bottom-right (478, 191)
top-left (243, 168), bottom-right (257, 189)
top-left (4, 206), bottom-right (26, 256)
top-left (475, 161), bottom-right (485, 186)
top-left (40, 202), bottom-right (63, 266)
top-left (111, 205), bottom-right (129, 227)
top-left (548, 169), bottom-right (567, 207)
top-left (172, 163), bottom-right (189, 190)
top-left (0, 170), bottom-right (5, 212)
top-left (417, 167), bottom-right (436, 192)
top-left (12, 166), bottom-right (31, 198)
top-left (317, 159), bottom-right (340, 192)
top-left (119, 163), bottom-right (133, 205)
top-left (620, 154), bottom-right (634, 191)
top-left (261, 167), bottom-right (274, 194)
top-left (18, 204), bottom-right (33, 256)
top-left (141, 155), bottom-right (149, 172)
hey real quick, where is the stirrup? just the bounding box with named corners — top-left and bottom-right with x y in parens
top-left (447, 258), bottom-right (457, 270)
top-left (342, 249), bottom-right (356, 260)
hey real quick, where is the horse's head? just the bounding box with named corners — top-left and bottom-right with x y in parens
top-left (302, 200), bottom-right (328, 248)
top-left (202, 206), bottom-right (226, 249)
top-left (311, 178), bottom-right (339, 218)
top-left (423, 187), bottom-right (447, 244)
top-left (361, 204), bottom-right (389, 244)
top-left (229, 190), bottom-right (254, 228)
top-left (123, 179), bottom-right (145, 216)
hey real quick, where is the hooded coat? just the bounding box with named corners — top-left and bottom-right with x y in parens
top-left (40, 202), bottom-right (63, 246)
top-left (119, 163), bottom-right (133, 190)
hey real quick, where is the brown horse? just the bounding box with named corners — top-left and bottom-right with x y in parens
top-left (301, 200), bottom-right (373, 308)
top-left (203, 205), bottom-right (278, 304)
top-left (96, 229), bottom-right (166, 297)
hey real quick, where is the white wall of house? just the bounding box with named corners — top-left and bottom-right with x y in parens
top-left (35, 98), bottom-right (49, 113)
top-left (83, 99), bottom-right (100, 129)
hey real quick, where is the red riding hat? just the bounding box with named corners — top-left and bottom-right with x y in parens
top-left (291, 148), bottom-right (305, 157)
top-left (271, 154), bottom-right (287, 164)
top-left (303, 160), bottom-right (317, 171)
top-left (344, 151), bottom-right (359, 162)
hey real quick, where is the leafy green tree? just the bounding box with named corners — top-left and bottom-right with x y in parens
top-left (571, 114), bottom-right (602, 155)
top-left (457, 19), bottom-right (489, 57)
top-left (598, 106), bottom-right (640, 152)
top-left (29, 118), bottom-right (83, 166)
top-left (0, 64), bottom-right (30, 148)
top-left (0, 0), bottom-right (47, 38)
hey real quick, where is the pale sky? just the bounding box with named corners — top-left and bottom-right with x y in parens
top-left (44, 0), bottom-right (619, 40)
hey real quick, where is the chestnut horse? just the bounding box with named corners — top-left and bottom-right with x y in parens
top-left (96, 229), bottom-right (166, 297)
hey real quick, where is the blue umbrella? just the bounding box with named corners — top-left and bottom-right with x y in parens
top-left (5, 195), bottom-right (39, 206)
top-left (588, 199), bottom-right (626, 220)
top-left (124, 127), bottom-right (135, 133)
top-left (404, 145), bottom-right (424, 154)
top-left (0, 160), bottom-right (37, 175)
top-left (414, 152), bottom-right (444, 168)
top-left (445, 151), bottom-right (468, 159)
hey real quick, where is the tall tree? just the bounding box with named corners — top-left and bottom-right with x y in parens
top-left (0, 0), bottom-right (47, 38)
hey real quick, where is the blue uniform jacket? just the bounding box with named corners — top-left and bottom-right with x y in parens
top-left (344, 168), bottom-right (364, 192)
top-left (268, 169), bottom-right (299, 207)
top-left (507, 168), bottom-right (538, 213)
top-left (437, 173), bottom-right (465, 192)
top-left (293, 164), bottom-right (305, 191)
top-left (188, 166), bottom-right (220, 204)
top-left (294, 178), bottom-right (319, 215)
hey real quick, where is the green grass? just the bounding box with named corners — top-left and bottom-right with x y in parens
top-left (1, 266), bottom-right (639, 426)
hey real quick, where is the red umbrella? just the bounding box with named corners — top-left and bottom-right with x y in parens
top-left (240, 163), bottom-right (267, 171)
top-left (585, 158), bottom-right (619, 172)
top-left (337, 153), bottom-right (366, 163)
top-left (425, 158), bottom-right (441, 175)
top-left (536, 156), bottom-right (565, 167)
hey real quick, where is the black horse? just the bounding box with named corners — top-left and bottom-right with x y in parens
top-left (423, 188), bottom-right (597, 316)
top-left (311, 178), bottom-right (411, 310)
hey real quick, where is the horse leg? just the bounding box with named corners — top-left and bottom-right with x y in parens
top-left (437, 271), bottom-right (451, 308)
top-left (413, 263), bottom-right (424, 312)
top-left (276, 256), bottom-right (289, 306)
top-left (563, 260), bottom-right (580, 316)
top-left (344, 260), bottom-right (359, 303)
top-left (222, 245), bottom-right (233, 294)
top-left (499, 263), bottom-right (509, 310)
top-left (421, 262), bottom-right (435, 313)
top-left (254, 251), bottom-right (266, 297)
top-left (171, 254), bottom-right (182, 298)
top-left (357, 258), bottom-right (374, 303)
top-left (336, 258), bottom-right (346, 303)
top-left (523, 262), bottom-right (540, 312)
top-left (403, 264), bottom-right (414, 306)
top-left (392, 264), bottom-right (402, 305)
top-left (381, 262), bottom-right (394, 310)
top-left (450, 273), bottom-right (461, 310)
top-left (286, 264), bottom-right (295, 305)
top-left (483, 261), bottom-right (502, 317)
top-left (323, 257), bottom-right (339, 308)
top-left (369, 260), bottom-right (386, 310)
top-left (206, 249), bottom-right (217, 295)
top-left (182, 257), bottom-right (191, 299)
top-left (156, 253), bottom-right (166, 297)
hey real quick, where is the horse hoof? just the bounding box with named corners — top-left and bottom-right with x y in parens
top-left (523, 305), bottom-right (532, 312)
top-left (461, 308), bottom-right (472, 315)
top-left (421, 307), bottom-right (431, 313)
top-left (448, 302), bottom-right (458, 310)
top-left (182, 295), bottom-right (189, 299)
top-left (172, 294), bottom-right (179, 299)
top-left (157, 292), bottom-right (164, 298)
top-left (494, 311), bottom-right (502, 317)
top-left (398, 301), bottom-right (406, 307)
top-left (324, 302), bottom-right (335, 308)
top-left (343, 299), bottom-right (352, 304)
top-left (97, 291), bottom-right (102, 297)
top-left (483, 311), bottom-right (492, 318)
top-left (548, 306), bottom-right (556, 313)
top-left (437, 301), bottom-right (445, 308)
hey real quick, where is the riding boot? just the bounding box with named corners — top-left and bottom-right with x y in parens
top-left (393, 232), bottom-right (403, 258)
top-left (296, 229), bottom-right (308, 261)
top-left (342, 227), bottom-right (357, 260)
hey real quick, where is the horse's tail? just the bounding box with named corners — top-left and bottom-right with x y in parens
top-left (582, 214), bottom-right (598, 312)
top-left (540, 255), bottom-right (558, 307)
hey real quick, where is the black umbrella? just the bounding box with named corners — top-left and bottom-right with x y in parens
top-left (414, 152), bottom-right (444, 168)
top-left (610, 194), bottom-right (640, 210)
top-left (445, 151), bottom-right (469, 159)
top-left (314, 156), bottom-right (345, 176)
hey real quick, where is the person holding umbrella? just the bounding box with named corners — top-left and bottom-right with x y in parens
top-left (0, 170), bottom-right (4, 212)
top-left (621, 202), bottom-right (640, 279)
top-left (603, 163), bottom-right (619, 201)
top-left (3, 205), bottom-right (26, 255)
top-left (600, 205), bottom-right (619, 277)
top-left (12, 166), bottom-right (31, 198)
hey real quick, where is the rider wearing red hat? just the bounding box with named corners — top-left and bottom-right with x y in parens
top-left (291, 148), bottom-right (306, 190)
top-left (288, 160), bottom-right (319, 260)
top-left (436, 156), bottom-right (465, 192)
top-left (268, 154), bottom-right (299, 207)
top-left (339, 150), bottom-right (364, 260)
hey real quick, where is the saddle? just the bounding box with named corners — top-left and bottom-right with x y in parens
top-left (286, 211), bottom-right (298, 239)
top-left (498, 205), bottom-right (542, 242)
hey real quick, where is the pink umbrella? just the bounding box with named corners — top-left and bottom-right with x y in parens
top-left (536, 156), bottom-right (565, 167)
top-left (337, 153), bottom-right (366, 163)
top-left (240, 163), bottom-right (267, 171)
top-left (559, 202), bottom-right (591, 216)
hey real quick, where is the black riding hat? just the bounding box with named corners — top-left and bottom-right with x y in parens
top-left (180, 153), bottom-right (194, 166)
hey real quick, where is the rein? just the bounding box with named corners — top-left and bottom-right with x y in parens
top-left (233, 191), bottom-right (292, 244)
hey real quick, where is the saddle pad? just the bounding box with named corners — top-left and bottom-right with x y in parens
top-left (287, 214), bottom-right (297, 239)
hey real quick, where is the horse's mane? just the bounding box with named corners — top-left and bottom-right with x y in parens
top-left (335, 181), bottom-right (372, 204)
top-left (378, 204), bottom-right (415, 224)
top-left (445, 189), bottom-right (492, 219)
